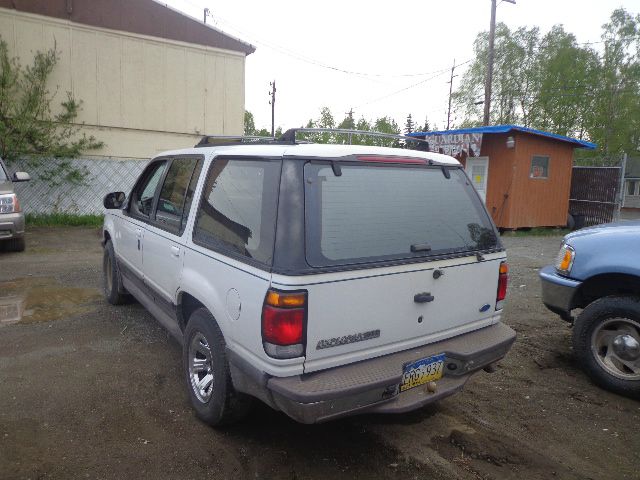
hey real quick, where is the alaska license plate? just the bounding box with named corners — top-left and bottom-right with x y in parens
top-left (400, 353), bottom-right (445, 392)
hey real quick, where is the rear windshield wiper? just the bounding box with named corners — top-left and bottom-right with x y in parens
top-left (410, 243), bottom-right (432, 253)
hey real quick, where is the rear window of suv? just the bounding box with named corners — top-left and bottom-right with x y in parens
top-left (304, 161), bottom-right (499, 267)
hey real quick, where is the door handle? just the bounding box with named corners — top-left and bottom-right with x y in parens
top-left (135, 228), bottom-right (143, 238)
top-left (414, 292), bottom-right (435, 303)
top-left (170, 246), bottom-right (180, 257)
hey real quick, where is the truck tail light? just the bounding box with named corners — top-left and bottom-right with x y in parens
top-left (262, 289), bottom-right (307, 359)
top-left (496, 261), bottom-right (508, 310)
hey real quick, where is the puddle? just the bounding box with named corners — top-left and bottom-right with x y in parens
top-left (0, 277), bottom-right (101, 326)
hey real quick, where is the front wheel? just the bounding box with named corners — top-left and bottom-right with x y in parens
top-left (103, 239), bottom-right (129, 305)
top-left (573, 296), bottom-right (640, 398)
top-left (3, 237), bottom-right (25, 252)
top-left (183, 308), bottom-right (252, 426)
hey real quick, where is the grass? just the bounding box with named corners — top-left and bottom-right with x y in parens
top-left (26, 213), bottom-right (104, 228)
top-left (501, 227), bottom-right (570, 237)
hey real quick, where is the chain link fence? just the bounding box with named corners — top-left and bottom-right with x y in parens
top-left (7, 157), bottom-right (148, 215)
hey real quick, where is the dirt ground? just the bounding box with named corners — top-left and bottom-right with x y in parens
top-left (1, 227), bottom-right (638, 480)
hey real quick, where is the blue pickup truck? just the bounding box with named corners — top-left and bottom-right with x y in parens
top-left (540, 221), bottom-right (640, 398)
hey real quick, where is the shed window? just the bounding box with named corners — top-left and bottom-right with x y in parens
top-left (627, 180), bottom-right (640, 196)
top-left (530, 155), bottom-right (549, 179)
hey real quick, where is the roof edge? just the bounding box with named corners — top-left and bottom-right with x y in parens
top-left (409, 124), bottom-right (597, 150)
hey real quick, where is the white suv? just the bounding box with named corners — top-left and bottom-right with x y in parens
top-left (102, 130), bottom-right (516, 425)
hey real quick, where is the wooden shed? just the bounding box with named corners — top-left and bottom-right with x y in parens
top-left (409, 125), bottom-right (597, 229)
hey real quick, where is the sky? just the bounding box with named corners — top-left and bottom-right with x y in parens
top-left (160, 0), bottom-right (640, 133)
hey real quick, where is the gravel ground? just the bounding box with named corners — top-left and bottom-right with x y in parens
top-left (1, 227), bottom-right (639, 480)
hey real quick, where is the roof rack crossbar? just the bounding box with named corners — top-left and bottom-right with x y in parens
top-left (195, 135), bottom-right (276, 148)
top-left (279, 128), bottom-right (430, 147)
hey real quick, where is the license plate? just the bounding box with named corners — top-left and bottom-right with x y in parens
top-left (400, 353), bottom-right (445, 392)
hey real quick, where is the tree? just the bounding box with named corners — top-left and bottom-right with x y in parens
top-left (453, 8), bottom-right (640, 157)
top-left (415, 116), bottom-right (431, 133)
top-left (0, 38), bottom-right (102, 183)
top-left (244, 110), bottom-right (256, 135)
top-left (404, 114), bottom-right (415, 135)
top-left (336, 109), bottom-right (356, 144)
top-left (587, 8), bottom-right (640, 155)
top-left (373, 116), bottom-right (401, 147)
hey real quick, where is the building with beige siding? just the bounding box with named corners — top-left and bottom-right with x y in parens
top-left (0, 0), bottom-right (254, 159)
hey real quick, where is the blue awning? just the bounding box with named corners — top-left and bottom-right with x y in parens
top-left (408, 125), bottom-right (597, 150)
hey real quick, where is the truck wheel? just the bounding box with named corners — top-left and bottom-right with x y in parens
top-left (103, 240), bottom-right (129, 305)
top-left (573, 296), bottom-right (640, 398)
top-left (4, 237), bottom-right (25, 252)
top-left (183, 308), bottom-right (252, 426)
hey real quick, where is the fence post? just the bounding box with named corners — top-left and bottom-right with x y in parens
top-left (616, 153), bottom-right (627, 220)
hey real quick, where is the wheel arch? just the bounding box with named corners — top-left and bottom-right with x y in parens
top-left (574, 273), bottom-right (640, 309)
top-left (177, 291), bottom-right (221, 334)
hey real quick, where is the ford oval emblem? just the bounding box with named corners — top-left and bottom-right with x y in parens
top-left (479, 304), bottom-right (491, 312)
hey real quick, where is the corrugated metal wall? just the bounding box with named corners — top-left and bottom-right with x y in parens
top-left (0, 8), bottom-right (246, 159)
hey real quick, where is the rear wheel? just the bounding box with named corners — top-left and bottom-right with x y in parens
top-left (573, 296), bottom-right (640, 398)
top-left (183, 308), bottom-right (252, 426)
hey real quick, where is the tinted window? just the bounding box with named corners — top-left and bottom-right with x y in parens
top-left (193, 159), bottom-right (281, 266)
top-left (304, 163), bottom-right (498, 267)
top-left (156, 157), bottom-right (202, 234)
top-left (132, 161), bottom-right (167, 217)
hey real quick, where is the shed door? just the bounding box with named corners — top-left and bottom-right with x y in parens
top-left (466, 157), bottom-right (489, 203)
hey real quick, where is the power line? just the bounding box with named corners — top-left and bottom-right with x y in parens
top-left (355, 60), bottom-right (471, 109)
top-left (211, 13), bottom-right (470, 79)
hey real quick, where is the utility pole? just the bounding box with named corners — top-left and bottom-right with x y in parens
top-left (483, 0), bottom-right (515, 126)
top-left (203, 8), bottom-right (211, 24)
top-left (269, 80), bottom-right (276, 137)
top-left (446, 59), bottom-right (458, 130)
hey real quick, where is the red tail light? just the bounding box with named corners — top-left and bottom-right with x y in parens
top-left (262, 289), bottom-right (307, 359)
top-left (262, 307), bottom-right (304, 345)
top-left (496, 261), bottom-right (508, 309)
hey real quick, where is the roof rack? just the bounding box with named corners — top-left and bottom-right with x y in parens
top-left (279, 128), bottom-right (430, 150)
top-left (194, 129), bottom-right (431, 151)
top-left (194, 135), bottom-right (276, 148)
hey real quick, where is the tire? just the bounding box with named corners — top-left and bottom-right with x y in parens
top-left (103, 239), bottom-right (129, 305)
top-left (573, 295), bottom-right (640, 398)
top-left (183, 308), bottom-right (252, 426)
top-left (566, 214), bottom-right (576, 231)
top-left (4, 237), bottom-right (25, 252)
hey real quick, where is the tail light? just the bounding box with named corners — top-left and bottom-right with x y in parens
top-left (496, 261), bottom-right (508, 310)
top-left (262, 289), bottom-right (307, 359)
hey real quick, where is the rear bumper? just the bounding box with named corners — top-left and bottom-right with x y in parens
top-left (539, 265), bottom-right (581, 321)
top-left (228, 322), bottom-right (516, 424)
top-left (0, 212), bottom-right (25, 240)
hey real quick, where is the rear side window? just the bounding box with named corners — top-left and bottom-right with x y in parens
top-left (155, 157), bottom-right (202, 235)
top-left (193, 159), bottom-right (281, 266)
top-left (304, 162), bottom-right (498, 267)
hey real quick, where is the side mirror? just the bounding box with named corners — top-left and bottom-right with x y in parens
top-left (12, 172), bottom-right (30, 182)
top-left (104, 192), bottom-right (126, 209)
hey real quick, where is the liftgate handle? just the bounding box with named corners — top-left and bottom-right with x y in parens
top-left (414, 292), bottom-right (435, 303)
